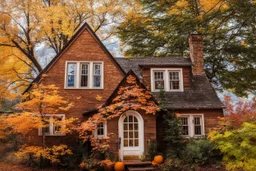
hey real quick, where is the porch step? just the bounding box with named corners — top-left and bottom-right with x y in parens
top-left (124, 160), bottom-right (156, 171)
top-left (127, 166), bottom-right (155, 171)
top-left (124, 160), bottom-right (151, 166)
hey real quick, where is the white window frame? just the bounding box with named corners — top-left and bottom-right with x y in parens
top-left (179, 114), bottom-right (205, 138)
top-left (38, 114), bottom-right (66, 136)
top-left (64, 61), bottom-right (104, 89)
top-left (94, 121), bottom-right (107, 138)
top-left (150, 68), bottom-right (184, 92)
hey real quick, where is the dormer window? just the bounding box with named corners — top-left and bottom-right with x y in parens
top-left (65, 61), bottom-right (103, 89)
top-left (151, 68), bottom-right (183, 92)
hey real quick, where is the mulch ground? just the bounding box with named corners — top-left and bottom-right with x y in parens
top-left (0, 162), bottom-right (79, 171)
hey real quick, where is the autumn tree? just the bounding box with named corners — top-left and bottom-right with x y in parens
top-left (0, 0), bottom-right (134, 73)
top-left (208, 96), bottom-right (256, 170)
top-left (118, 0), bottom-right (256, 96)
top-left (0, 81), bottom-right (77, 166)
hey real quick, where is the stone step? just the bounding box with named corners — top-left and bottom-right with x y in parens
top-left (127, 166), bottom-right (156, 171)
top-left (124, 160), bottom-right (152, 166)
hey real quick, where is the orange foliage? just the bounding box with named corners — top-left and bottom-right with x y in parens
top-left (77, 75), bottom-right (159, 148)
top-left (220, 95), bottom-right (256, 130)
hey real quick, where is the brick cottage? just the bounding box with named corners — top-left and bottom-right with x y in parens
top-left (24, 23), bottom-right (224, 160)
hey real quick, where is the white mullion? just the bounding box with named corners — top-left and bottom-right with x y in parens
top-left (101, 63), bottom-right (104, 89)
top-left (89, 62), bottom-right (93, 88)
top-left (76, 62), bottom-right (80, 88)
top-left (180, 69), bottom-right (183, 91)
top-left (50, 116), bottom-right (53, 135)
top-left (189, 115), bottom-right (193, 137)
top-left (166, 70), bottom-right (169, 91)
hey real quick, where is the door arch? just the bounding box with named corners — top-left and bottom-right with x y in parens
top-left (118, 110), bottom-right (144, 160)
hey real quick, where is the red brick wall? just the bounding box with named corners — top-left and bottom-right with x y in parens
top-left (42, 29), bottom-right (123, 118)
top-left (189, 35), bottom-right (205, 75)
top-left (29, 28), bottom-right (124, 146)
top-left (142, 66), bottom-right (192, 91)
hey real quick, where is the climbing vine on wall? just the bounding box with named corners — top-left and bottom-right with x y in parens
top-left (77, 74), bottom-right (160, 150)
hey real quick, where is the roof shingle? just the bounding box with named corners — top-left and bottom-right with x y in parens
top-left (116, 57), bottom-right (224, 109)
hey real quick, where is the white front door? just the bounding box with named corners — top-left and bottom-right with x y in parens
top-left (118, 111), bottom-right (144, 160)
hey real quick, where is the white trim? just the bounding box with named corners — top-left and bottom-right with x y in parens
top-left (64, 61), bottom-right (104, 89)
top-left (118, 110), bottom-right (144, 161)
top-left (179, 114), bottom-right (205, 138)
top-left (94, 121), bottom-right (107, 138)
top-left (150, 68), bottom-right (184, 92)
top-left (38, 114), bottom-right (66, 136)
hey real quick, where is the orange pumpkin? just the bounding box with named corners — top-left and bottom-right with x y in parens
top-left (154, 155), bottom-right (164, 164)
top-left (152, 160), bottom-right (158, 167)
top-left (114, 161), bottom-right (125, 171)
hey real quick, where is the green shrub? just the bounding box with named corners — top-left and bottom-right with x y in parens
top-left (209, 122), bottom-right (256, 171)
top-left (182, 138), bottom-right (220, 166)
top-left (145, 140), bottom-right (157, 161)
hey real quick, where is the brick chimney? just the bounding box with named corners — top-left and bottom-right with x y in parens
top-left (189, 34), bottom-right (205, 75)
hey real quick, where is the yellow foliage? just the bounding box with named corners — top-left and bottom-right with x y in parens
top-left (0, 45), bottom-right (31, 102)
top-left (16, 83), bottom-right (73, 114)
top-left (200, 0), bottom-right (229, 13)
top-left (168, 0), bottom-right (189, 15)
top-left (16, 144), bottom-right (72, 163)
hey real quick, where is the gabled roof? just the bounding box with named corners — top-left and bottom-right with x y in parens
top-left (83, 69), bottom-right (158, 115)
top-left (116, 59), bottom-right (224, 109)
top-left (24, 22), bottom-right (125, 94)
top-left (116, 57), bottom-right (192, 77)
top-left (152, 75), bottom-right (224, 109)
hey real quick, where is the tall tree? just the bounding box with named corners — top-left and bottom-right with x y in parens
top-left (0, 0), bottom-right (134, 103)
top-left (118, 0), bottom-right (256, 96)
top-left (0, 0), bottom-right (133, 73)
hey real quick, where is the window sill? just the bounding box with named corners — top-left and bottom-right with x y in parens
top-left (151, 89), bottom-right (184, 92)
top-left (38, 134), bottom-right (66, 137)
top-left (64, 87), bottom-right (104, 90)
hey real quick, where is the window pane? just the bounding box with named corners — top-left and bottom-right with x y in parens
top-left (68, 76), bottom-right (75, 87)
top-left (135, 131), bottom-right (138, 138)
top-left (169, 72), bottom-right (179, 80)
top-left (181, 117), bottom-right (189, 136)
top-left (134, 123), bottom-right (138, 130)
top-left (94, 76), bottom-right (101, 87)
top-left (53, 116), bottom-right (63, 134)
top-left (68, 64), bottom-right (76, 75)
top-left (97, 122), bottom-right (104, 136)
top-left (173, 81), bottom-right (180, 89)
top-left (154, 72), bottom-right (164, 89)
top-left (93, 64), bottom-right (101, 87)
top-left (124, 139), bottom-right (128, 147)
top-left (194, 117), bottom-right (202, 135)
top-left (169, 71), bottom-right (180, 90)
top-left (67, 63), bottom-right (76, 87)
top-left (124, 132), bottom-right (128, 138)
top-left (80, 64), bottom-right (89, 87)
top-left (135, 139), bottom-right (139, 146)
top-left (129, 139), bottom-right (133, 146)
top-left (42, 117), bottom-right (50, 134)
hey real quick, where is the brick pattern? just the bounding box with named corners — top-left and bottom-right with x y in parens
top-left (29, 29), bottom-right (123, 146)
top-left (189, 35), bottom-right (205, 75)
top-left (42, 29), bottom-right (123, 119)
